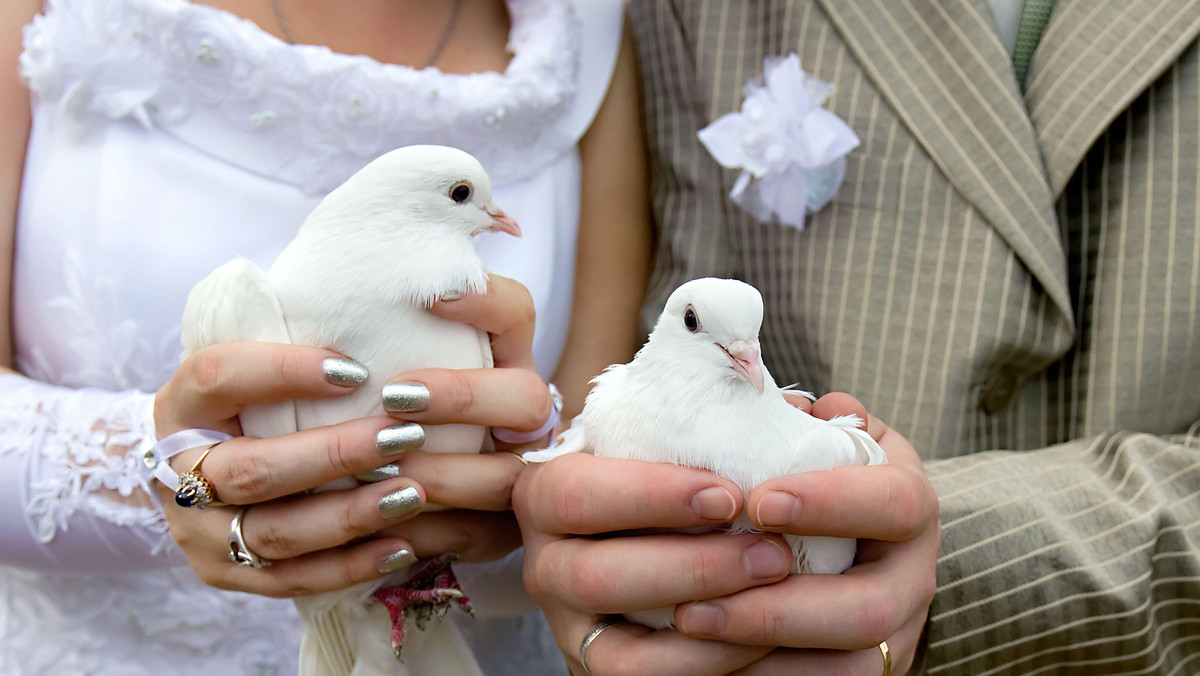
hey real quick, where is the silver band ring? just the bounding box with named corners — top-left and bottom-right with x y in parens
top-left (228, 506), bottom-right (272, 568)
top-left (579, 618), bottom-right (625, 675)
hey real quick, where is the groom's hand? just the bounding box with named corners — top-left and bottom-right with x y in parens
top-left (514, 454), bottom-right (784, 674)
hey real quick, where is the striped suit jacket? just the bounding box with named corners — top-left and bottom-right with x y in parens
top-left (629, 0), bottom-right (1200, 673)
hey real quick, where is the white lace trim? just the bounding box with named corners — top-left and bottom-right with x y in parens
top-left (19, 0), bottom-right (582, 194)
top-left (0, 375), bottom-right (170, 550)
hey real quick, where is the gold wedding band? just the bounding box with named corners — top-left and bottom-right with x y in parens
top-left (508, 451), bottom-right (529, 467)
top-left (579, 619), bottom-right (625, 675)
top-left (879, 640), bottom-right (892, 676)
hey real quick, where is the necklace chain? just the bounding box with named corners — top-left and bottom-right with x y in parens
top-left (268, 0), bottom-right (466, 70)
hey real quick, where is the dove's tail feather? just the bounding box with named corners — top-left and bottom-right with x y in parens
top-left (296, 594), bottom-right (483, 676)
top-left (299, 611), bottom-right (356, 676)
top-left (522, 413), bottom-right (587, 463)
top-left (822, 414), bottom-right (888, 467)
top-left (625, 606), bottom-right (677, 630)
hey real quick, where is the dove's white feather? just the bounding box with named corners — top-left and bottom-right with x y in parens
top-left (183, 145), bottom-right (503, 675)
top-left (181, 257), bottom-right (299, 441)
top-left (529, 278), bottom-right (888, 629)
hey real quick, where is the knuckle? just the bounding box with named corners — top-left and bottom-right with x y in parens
top-left (274, 347), bottom-right (308, 391)
top-left (523, 553), bottom-right (549, 600)
top-left (686, 548), bottom-right (716, 595)
top-left (519, 373), bottom-right (553, 430)
top-left (322, 428), bottom-right (357, 478)
top-left (187, 349), bottom-right (226, 399)
top-left (852, 588), bottom-right (898, 647)
top-left (276, 581), bottom-right (319, 598)
top-left (510, 464), bottom-right (535, 516)
top-left (221, 452), bottom-right (275, 500)
top-left (516, 286), bottom-right (536, 327)
top-left (478, 465), bottom-right (517, 511)
top-left (824, 664), bottom-right (860, 676)
top-left (208, 567), bottom-right (241, 592)
top-left (430, 518), bottom-right (475, 558)
top-left (445, 370), bottom-right (476, 419)
top-left (888, 473), bottom-right (928, 538)
top-left (268, 567), bottom-right (322, 598)
top-left (340, 553), bottom-right (371, 589)
top-left (889, 492), bottom-right (922, 540)
top-left (254, 517), bottom-right (300, 559)
top-left (750, 604), bottom-right (787, 646)
top-left (567, 555), bottom-right (613, 612)
top-left (919, 562), bottom-right (938, 607)
top-left (500, 278), bottom-right (536, 328)
top-left (605, 653), bottom-right (651, 676)
top-left (552, 472), bottom-right (590, 532)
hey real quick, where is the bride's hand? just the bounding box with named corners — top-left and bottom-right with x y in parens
top-left (154, 275), bottom-right (550, 596)
top-left (371, 274), bottom-right (553, 560)
top-left (155, 342), bottom-right (431, 596)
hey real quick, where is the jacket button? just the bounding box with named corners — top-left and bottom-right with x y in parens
top-left (981, 370), bottom-right (1018, 414)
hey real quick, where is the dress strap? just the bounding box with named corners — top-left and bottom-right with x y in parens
top-left (549, 0), bottom-right (624, 148)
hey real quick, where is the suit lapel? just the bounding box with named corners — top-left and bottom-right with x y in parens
top-left (813, 0), bottom-right (1073, 326)
top-left (1026, 0), bottom-right (1200, 197)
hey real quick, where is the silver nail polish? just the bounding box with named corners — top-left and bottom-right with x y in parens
top-left (440, 289), bottom-right (463, 301)
top-left (377, 548), bottom-right (418, 573)
top-left (355, 464), bottom-right (402, 483)
top-left (377, 486), bottom-right (422, 519)
top-left (382, 382), bottom-right (430, 413)
top-left (323, 358), bottom-right (368, 387)
top-left (376, 423), bottom-right (425, 456)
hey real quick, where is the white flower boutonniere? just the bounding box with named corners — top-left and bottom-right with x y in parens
top-left (698, 54), bottom-right (860, 231)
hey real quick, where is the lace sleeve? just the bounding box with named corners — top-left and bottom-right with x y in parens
top-left (0, 373), bottom-right (183, 573)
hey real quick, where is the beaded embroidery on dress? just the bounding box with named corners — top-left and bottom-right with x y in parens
top-left (20, 0), bottom-right (580, 194)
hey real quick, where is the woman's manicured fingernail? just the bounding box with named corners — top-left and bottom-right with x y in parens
top-left (440, 289), bottom-right (463, 301)
top-left (355, 464), bottom-right (401, 482)
top-left (743, 539), bottom-right (792, 579)
top-left (323, 358), bottom-right (368, 387)
top-left (377, 423), bottom-right (424, 456)
top-left (377, 486), bottom-right (422, 519)
top-left (382, 382), bottom-right (430, 413)
top-left (690, 486), bottom-right (738, 522)
top-left (377, 548), bottom-right (418, 573)
top-left (679, 602), bottom-right (724, 637)
top-left (755, 491), bottom-right (801, 528)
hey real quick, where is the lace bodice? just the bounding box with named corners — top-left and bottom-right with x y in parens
top-left (3, 0), bottom-right (623, 673)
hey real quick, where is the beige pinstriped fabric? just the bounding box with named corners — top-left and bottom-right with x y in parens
top-left (629, 0), bottom-right (1200, 672)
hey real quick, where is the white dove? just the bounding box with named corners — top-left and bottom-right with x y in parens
top-left (182, 145), bottom-right (521, 676)
top-left (525, 277), bottom-right (888, 628)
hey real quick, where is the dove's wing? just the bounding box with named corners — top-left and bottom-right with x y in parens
top-left (181, 257), bottom-right (298, 439)
top-left (779, 413), bottom-right (887, 575)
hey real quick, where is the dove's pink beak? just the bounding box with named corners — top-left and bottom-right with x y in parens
top-left (486, 203), bottom-right (522, 237)
top-left (724, 339), bottom-right (764, 394)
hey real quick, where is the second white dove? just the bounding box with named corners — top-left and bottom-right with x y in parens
top-left (526, 277), bottom-right (888, 628)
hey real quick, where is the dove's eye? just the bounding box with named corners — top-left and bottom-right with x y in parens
top-left (450, 182), bottom-right (473, 204)
top-left (683, 306), bottom-right (700, 333)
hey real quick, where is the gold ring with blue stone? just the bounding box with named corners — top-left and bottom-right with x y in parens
top-left (174, 442), bottom-right (225, 509)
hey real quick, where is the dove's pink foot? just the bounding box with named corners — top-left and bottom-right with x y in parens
top-left (373, 553), bottom-right (473, 660)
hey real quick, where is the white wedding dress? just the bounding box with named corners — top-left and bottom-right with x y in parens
top-left (0, 0), bottom-right (622, 673)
